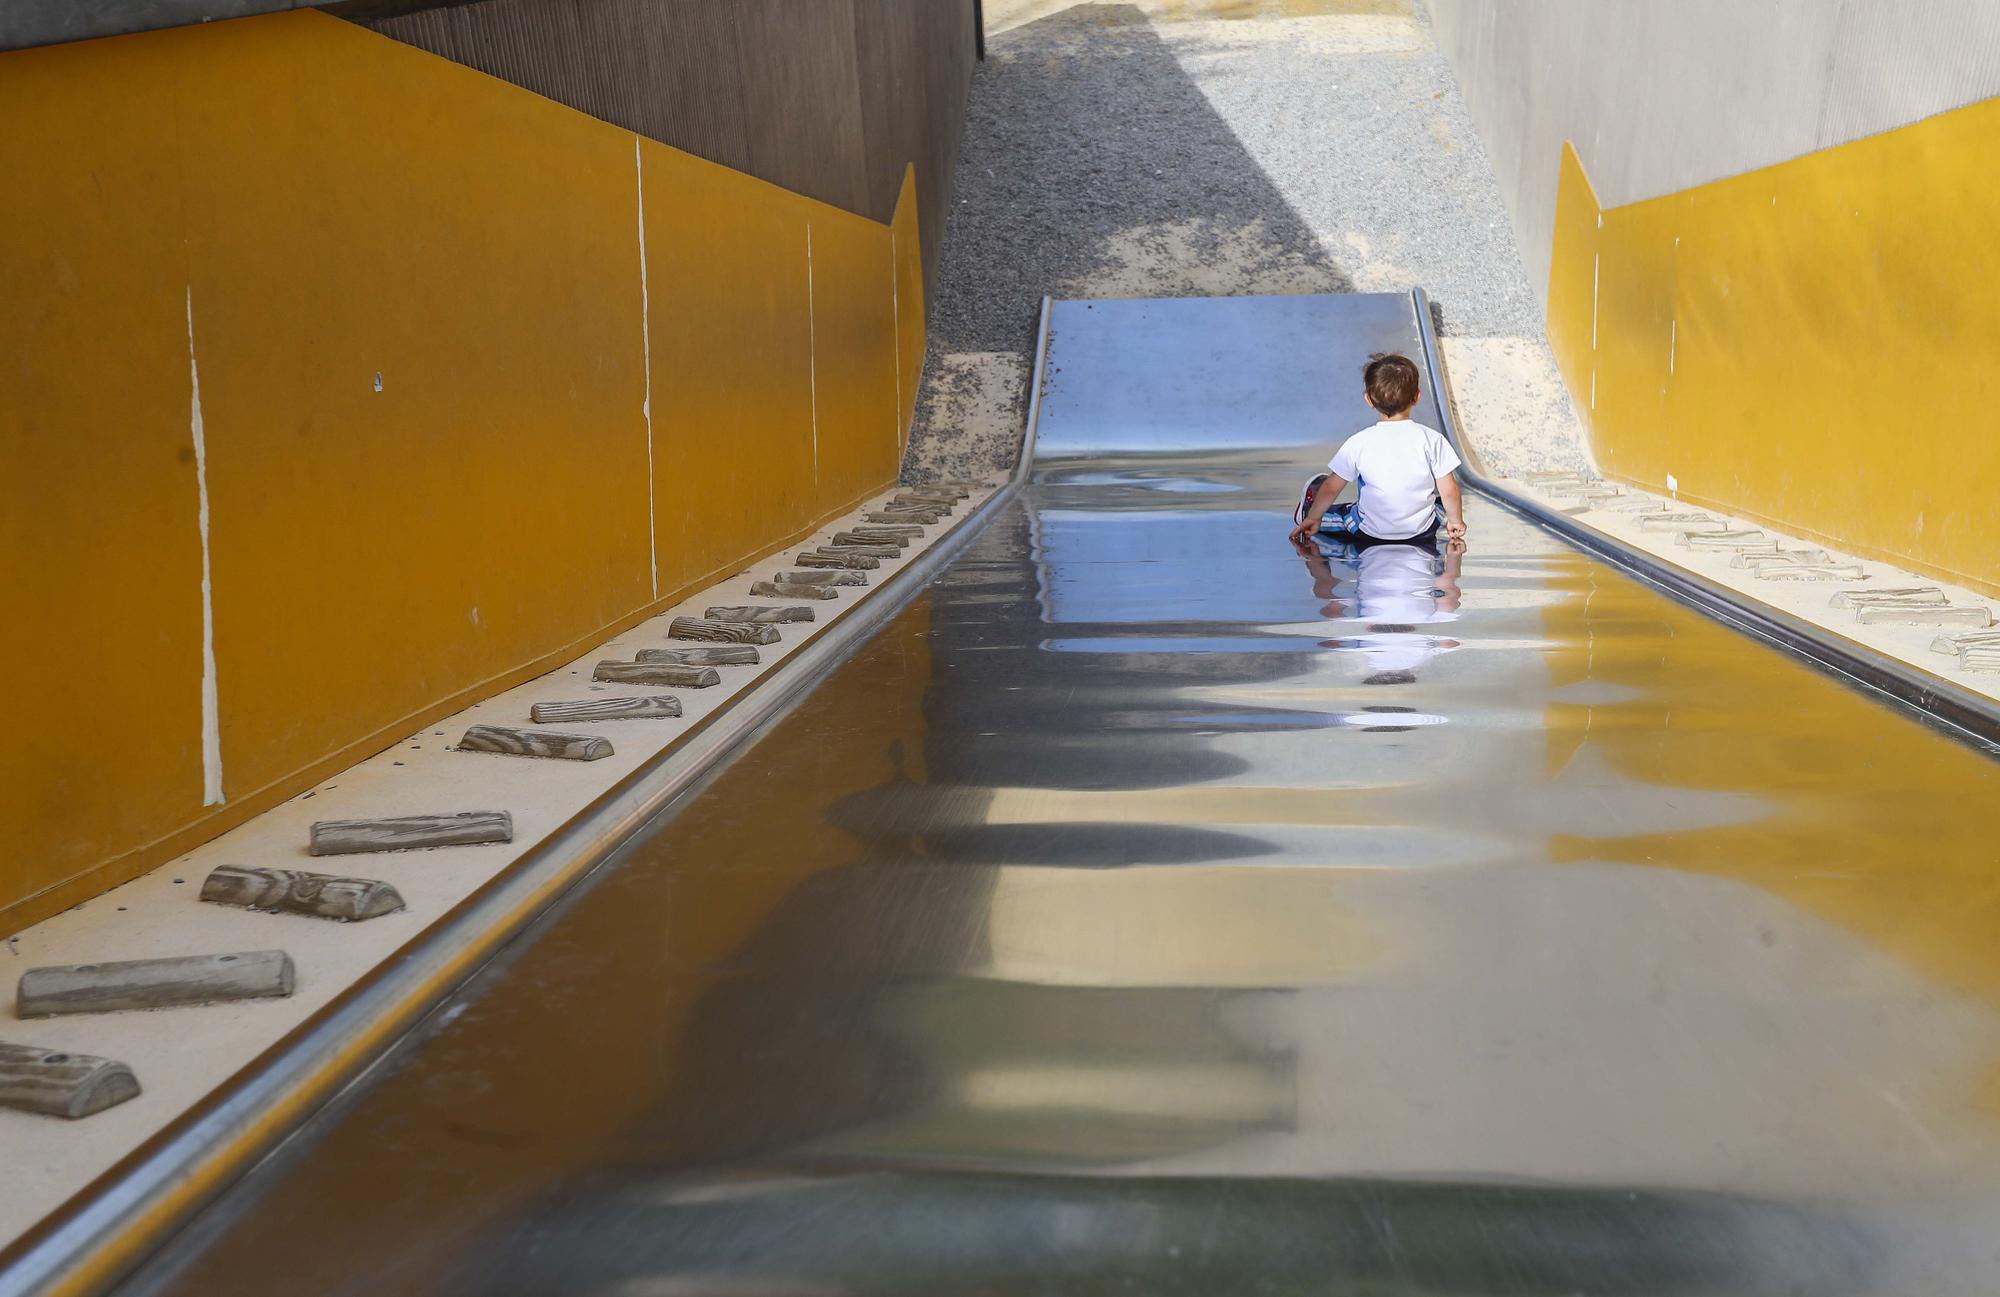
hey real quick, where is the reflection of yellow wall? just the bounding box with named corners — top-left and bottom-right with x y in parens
top-left (0, 12), bottom-right (925, 935)
top-left (1537, 560), bottom-right (2000, 1014)
top-left (1546, 96), bottom-right (2000, 595)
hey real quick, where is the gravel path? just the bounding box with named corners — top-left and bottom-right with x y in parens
top-left (904, 0), bottom-right (1591, 483)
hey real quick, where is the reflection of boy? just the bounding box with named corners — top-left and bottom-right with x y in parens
top-left (1289, 353), bottom-right (1465, 548)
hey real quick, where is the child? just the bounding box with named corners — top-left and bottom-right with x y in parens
top-left (1288, 353), bottom-right (1466, 549)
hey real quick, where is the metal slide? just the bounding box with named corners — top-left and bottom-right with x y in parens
top-left (92, 294), bottom-right (2000, 1294)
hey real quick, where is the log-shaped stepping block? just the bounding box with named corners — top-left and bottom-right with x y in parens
top-left (311, 811), bottom-right (513, 856)
top-left (531, 696), bottom-right (683, 723)
top-left (866, 511), bottom-right (940, 525)
top-left (1931, 629), bottom-right (2000, 655)
top-left (637, 646), bottom-right (762, 666)
top-left (1831, 587), bottom-right (1946, 608)
top-left (776, 570), bottom-right (866, 587)
top-left (593, 661), bottom-right (722, 687)
top-left (1755, 565), bottom-right (1864, 582)
top-left (0, 1042), bottom-right (141, 1119)
top-left (1854, 605), bottom-right (1992, 627)
top-left (1732, 548), bottom-right (1829, 568)
top-left (747, 581), bottom-right (837, 600)
top-left (1961, 646), bottom-right (2000, 673)
top-left (201, 865), bottom-right (405, 922)
top-left (833, 531), bottom-right (909, 548)
top-left (707, 605), bottom-right (815, 624)
top-left (899, 486), bottom-right (968, 500)
top-left (458, 724), bottom-right (612, 761)
top-left (817, 544), bottom-right (900, 559)
top-left (849, 524), bottom-right (923, 539)
top-left (669, 617), bottom-right (781, 644)
top-left (1676, 530), bottom-right (1772, 551)
top-left (795, 552), bottom-right (879, 570)
top-left (18, 951), bottom-right (295, 1017)
top-left (1636, 514), bottom-right (1715, 532)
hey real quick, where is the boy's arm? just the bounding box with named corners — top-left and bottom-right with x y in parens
top-left (1436, 472), bottom-right (1466, 541)
top-left (1288, 473), bottom-right (1349, 542)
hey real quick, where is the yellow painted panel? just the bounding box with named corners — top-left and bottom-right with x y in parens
top-left (1546, 97), bottom-right (2000, 592)
top-left (174, 16), bottom-right (654, 804)
top-left (0, 33), bottom-right (207, 918)
top-left (643, 139), bottom-right (818, 589)
top-left (1544, 141), bottom-right (1600, 417)
top-left (0, 11), bottom-right (923, 935)
top-left (810, 208), bottom-right (905, 510)
top-left (892, 166), bottom-right (927, 449)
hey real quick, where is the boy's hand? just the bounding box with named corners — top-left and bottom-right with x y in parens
top-left (1289, 520), bottom-right (1316, 546)
top-left (1446, 519), bottom-right (1466, 542)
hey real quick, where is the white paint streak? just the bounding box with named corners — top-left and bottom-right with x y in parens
top-left (1589, 368), bottom-right (1597, 412)
top-left (1590, 252), bottom-right (1600, 351)
top-left (635, 138), bottom-right (657, 598)
top-left (805, 224), bottom-right (821, 489)
top-left (186, 287), bottom-right (224, 806)
top-left (1668, 318), bottom-right (1677, 376)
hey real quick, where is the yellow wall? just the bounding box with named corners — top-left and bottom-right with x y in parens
top-left (1546, 99), bottom-right (2000, 595)
top-left (0, 12), bottom-right (925, 936)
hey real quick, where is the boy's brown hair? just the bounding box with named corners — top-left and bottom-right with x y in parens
top-left (1363, 353), bottom-right (1421, 415)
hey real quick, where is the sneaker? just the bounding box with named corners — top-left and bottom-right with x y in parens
top-left (1294, 473), bottom-right (1330, 526)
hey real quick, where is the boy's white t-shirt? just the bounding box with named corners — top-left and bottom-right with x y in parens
top-left (1328, 419), bottom-right (1462, 539)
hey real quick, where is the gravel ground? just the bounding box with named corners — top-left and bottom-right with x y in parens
top-left (903, 0), bottom-right (1591, 483)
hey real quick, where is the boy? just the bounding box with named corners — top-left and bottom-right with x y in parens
top-left (1288, 353), bottom-right (1466, 549)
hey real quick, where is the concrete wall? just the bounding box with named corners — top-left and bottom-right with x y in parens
top-left (0, 11), bottom-right (924, 935)
top-left (1429, 0), bottom-right (2000, 308)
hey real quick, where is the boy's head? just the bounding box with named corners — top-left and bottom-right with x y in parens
top-left (1363, 353), bottom-right (1421, 417)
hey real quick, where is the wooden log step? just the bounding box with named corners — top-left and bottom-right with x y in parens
top-left (310, 811), bottom-right (513, 856)
top-left (775, 570), bottom-right (866, 587)
top-left (889, 496), bottom-right (955, 510)
top-left (705, 605), bottom-right (816, 624)
top-left (1931, 629), bottom-right (2000, 655)
top-left (833, 531), bottom-right (909, 548)
top-left (747, 581), bottom-right (837, 600)
top-left (18, 951), bottom-right (295, 1018)
top-left (1755, 564), bottom-right (1865, 582)
top-left (593, 660), bottom-right (722, 687)
top-left (531, 696), bottom-right (683, 723)
top-left (866, 511), bottom-right (940, 525)
top-left (1732, 548), bottom-right (1830, 568)
top-left (1854, 604), bottom-right (1992, 627)
top-left (457, 724), bottom-right (613, 761)
top-left (636, 645), bottom-right (762, 666)
top-left (668, 616), bottom-right (782, 644)
top-left (794, 551), bottom-right (879, 570)
top-left (1961, 647), bottom-right (2000, 673)
top-left (849, 524), bottom-right (923, 538)
top-left (1831, 587), bottom-right (1947, 608)
top-left (1675, 531), bottom-right (1773, 551)
top-left (200, 865), bottom-right (405, 922)
top-left (0, 1042), bottom-right (141, 1119)
top-left (817, 543), bottom-right (900, 559)
top-left (898, 486), bottom-right (967, 500)
top-left (1636, 513), bottom-right (1716, 532)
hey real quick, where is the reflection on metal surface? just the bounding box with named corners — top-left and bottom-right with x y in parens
top-left (117, 296), bottom-right (2000, 1296)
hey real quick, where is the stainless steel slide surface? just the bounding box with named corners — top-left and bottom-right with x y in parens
top-left (117, 295), bottom-right (2000, 1295)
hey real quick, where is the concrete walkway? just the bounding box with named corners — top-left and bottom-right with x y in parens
top-left (904, 0), bottom-right (1591, 483)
